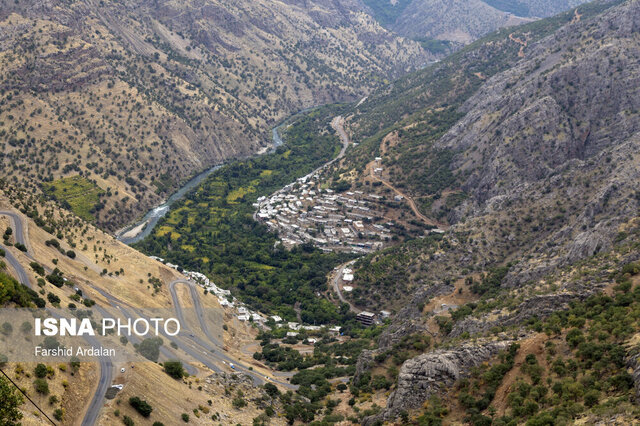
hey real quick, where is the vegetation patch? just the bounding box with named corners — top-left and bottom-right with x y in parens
top-left (43, 176), bottom-right (105, 221)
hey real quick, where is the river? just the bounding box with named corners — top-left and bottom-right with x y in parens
top-left (116, 121), bottom-right (289, 245)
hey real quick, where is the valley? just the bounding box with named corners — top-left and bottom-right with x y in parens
top-left (1, 0), bottom-right (640, 425)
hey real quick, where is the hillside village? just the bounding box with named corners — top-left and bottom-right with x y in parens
top-left (254, 168), bottom-right (435, 254)
top-left (150, 256), bottom-right (359, 338)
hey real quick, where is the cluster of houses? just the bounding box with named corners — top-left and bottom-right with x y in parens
top-left (254, 174), bottom-right (403, 253)
top-left (150, 256), bottom-right (268, 325)
top-left (151, 256), bottom-right (344, 342)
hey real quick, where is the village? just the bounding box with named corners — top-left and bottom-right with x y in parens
top-left (253, 172), bottom-right (411, 254)
top-left (150, 257), bottom-right (384, 337)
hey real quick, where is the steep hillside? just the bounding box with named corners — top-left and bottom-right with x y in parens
top-left (0, 0), bottom-right (426, 231)
top-left (364, 0), bottom-right (590, 48)
top-left (316, 0), bottom-right (640, 423)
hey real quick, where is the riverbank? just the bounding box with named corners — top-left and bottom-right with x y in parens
top-left (132, 103), bottom-right (354, 325)
top-left (116, 107), bottom-right (324, 245)
top-left (115, 165), bottom-right (221, 245)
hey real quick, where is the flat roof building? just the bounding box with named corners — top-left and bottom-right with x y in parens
top-left (356, 311), bottom-right (375, 326)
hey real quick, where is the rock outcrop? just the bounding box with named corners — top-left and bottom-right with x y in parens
top-left (626, 347), bottom-right (640, 403)
top-left (450, 292), bottom-right (586, 337)
top-left (364, 340), bottom-right (513, 424)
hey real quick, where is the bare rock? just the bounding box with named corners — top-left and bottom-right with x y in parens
top-left (364, 340), bottom-right (512, 424)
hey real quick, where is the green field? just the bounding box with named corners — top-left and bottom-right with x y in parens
top-left (43, 176), bottom-right (105, 222)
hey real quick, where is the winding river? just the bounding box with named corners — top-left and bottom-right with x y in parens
top-left (116, 122), bottom-right (288, 245)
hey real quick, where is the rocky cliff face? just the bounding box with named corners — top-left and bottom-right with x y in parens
top-left (364, 340), bottom-right (513, 424)
top-left (430, 0), bottom-right (640, 288)
top-left (393, 0), bottom-right (530, 43)
top-left (365, 0), bottom-right (590, 45)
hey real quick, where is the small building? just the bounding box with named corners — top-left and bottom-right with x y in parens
top-left (286, 331), bottom-right (299, 337)
top-left (288, 322), bottom-right (300, 330)
top-left (237, 315), bottom-right (250, 321)
top-left (271, 315), bottom-right (283, 323)
top-left (356, 311), bottom-right (376, 326)
top-left (307, 338), bottom-right (318, 345)
top-left (380, 310), bottom-right (391, 319)
top-left (343, 286), bottom-right (353, 292)
top-left (343, 273), bottom-right (354, 282)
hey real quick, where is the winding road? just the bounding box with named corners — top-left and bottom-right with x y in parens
top-left (1, 210), bottom-right (295, 425)
top-left (0, 211), bottom-right (112, 426)
top-left (330, 261), bottom-right (359, 313)
top-left (168, 279), bottom-right (296, 388)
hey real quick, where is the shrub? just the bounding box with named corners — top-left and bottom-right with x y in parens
top-left (129, 396), bottom-right (153, 417)
top-left (30, 262), bottom-right (45, 276)
top-left (181, 413), bottom-right (189, 422)
top-left (34, 363), bottom-right (48, 378)
top-left (137, 337), bottom-right (162, 362)
top-left (264, 382), bottom-right (279, 398)
top-left (584, 390), bottom-right (599, 407)
top-left (122, 415), bottom-right (134, 426)
top-left (232, 396), bottom-right (246, 409)
top-left (163, 360), bottom-right (185, 379)
top-left (53, 408), bottom-right (63, 421)
top-left (47, 293), bottom-right (60, 305)
top-left (33, 378), bottom-right (49, 394)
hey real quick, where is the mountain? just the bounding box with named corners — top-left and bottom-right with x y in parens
top-left (0, 0), bottom-right (426, 231)
top-left (341, 0), bottom-right (637, 309)
top-left (363, 0), bottom-right (590, 46)
top-left (314, 0), bottom-right (640, 422)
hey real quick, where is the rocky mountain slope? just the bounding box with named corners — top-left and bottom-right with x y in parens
top-left (310, 0), bottom-right (640, 422)
top-left (364, 0), bottom-right (590, 45)
top-left (0, 0), bottom-right (426, 231)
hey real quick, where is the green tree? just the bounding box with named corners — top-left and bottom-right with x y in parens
top-left (0, 375), bottom-right (24, 425)
top-left (34, 363), bottom-right (48, 378)
top-left (137, 337), bottom-right (162, 362)
top-left (33, 378), bottom-right (49, 395)
top-left (163, 360), bottom-right (185, 379)
top-left (129, 396), bottom-right (153, 417)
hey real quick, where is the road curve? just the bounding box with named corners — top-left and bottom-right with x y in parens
top-left (0, 211), bottom-right (111, 425)
top-left (331, 261), bottom-right (359, 313)
top-left (0, 211), bottom-right (113, 426)
top-left (169, 279), bottom-right (296, 389)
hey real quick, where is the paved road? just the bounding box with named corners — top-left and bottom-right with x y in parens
top-left (0, 211), bottom-right (112, 426)
top-left (0, 240), bottom-right (30, 286)
top-left (0, 211), bottom-right (29, 249)
top-left (169, 280), bottom-right (296, 389)
top-left (0, 211), bottom-right (34, 285)
top-left (331, 261), bottom-right (359, 313)
top-left (1, 210), bottom-right (297, 424)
